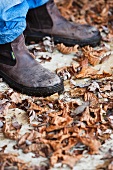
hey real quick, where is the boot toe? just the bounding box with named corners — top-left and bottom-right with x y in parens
top-left (34, 73), bottom-right (64, 97)
top-left (90, 26), bottom-right (98, 33)
top-left (88, 26), bottom-right (100, 36)
top-left (38, 73), bottom-right (62, 87)
top-left (77, 24), bottom-right (101, 47)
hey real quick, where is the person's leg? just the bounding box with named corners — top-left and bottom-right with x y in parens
top-left (0, 0), bottom-right (29, 44)
top-left (0, 0), bottom-right (49, 44)
top-left (25, 0), bottom-right (101, 47)
top-left (0, 0), bottom-right (64, 97)
top-left (27, 0), bottom-right (49, 9)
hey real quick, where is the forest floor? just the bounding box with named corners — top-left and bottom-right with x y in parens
top-left (0, 0), bottom-right (113, 170)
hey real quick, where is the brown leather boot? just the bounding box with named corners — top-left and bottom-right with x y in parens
top-left (25, 0), bottom-right (101, 47)
top-left (0, 34), bottom-right (64, 97)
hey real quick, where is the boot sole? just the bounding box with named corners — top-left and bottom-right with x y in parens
top-left (0, 70), bottom-right (64, 97)
top-left (24, 31), bottom-right (101, 47)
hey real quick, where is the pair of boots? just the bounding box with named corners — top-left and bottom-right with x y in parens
top-left (0, 0), bottom-right (101, 97)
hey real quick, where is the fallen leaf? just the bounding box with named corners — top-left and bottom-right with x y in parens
top-left (57, 43), bottom-right (79, 54)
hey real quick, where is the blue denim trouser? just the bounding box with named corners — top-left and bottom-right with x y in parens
top-left (0, 0), bottom-right (49, 44)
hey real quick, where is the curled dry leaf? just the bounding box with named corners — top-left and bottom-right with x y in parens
top-left (80, 106), bottom-right (101, 125)
top-left (48, 110), bottom-right (62, 117)
top-left (46, 117), bottom-right (72, 132)
top-left (23, 143), bottom-right (51, 157)
top-left (56, 63), bottom-right (78, 79)
top-left (18, 132), bottom-right (30, 146)
top-left (18, 130), bottom-right (41, 146)
top-left (70, 87), bottom-right (86, 97)
top-left (76, 58), bottom-right (98, 78)
top-left (76, 66), bottom-right (98, 78)
top-left (50, 149), bottom-right (82, 167)
top-left (29, 102), bottom-right (48, 113)
top-left (50, 149), bottom-right (62, 166)
top-left (2, 122), bottom-right (20, 140)
top-left (84, 92), bottom-right (99, 107)
top-left (51, 114), bottom-right (73, 126)
top-left (0, 153), bottom-right (25, 163)
top-left (90, 71), bottom-right (112, 79)
top-left (82, 46), bottom-right (104, 66)
top-left (57, 43), bottom-right (79, 54)
top-left (0, 153), bottom-right (30, 170)
top-left (79, 135), bottom-right (101, 154)
top-left (47, 129), bottom-right (64, 140)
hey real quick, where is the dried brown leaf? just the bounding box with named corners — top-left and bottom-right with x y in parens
top-left (0, 153), bottom-right (30, 170)
top-left (90, 71), bottom-right (112, 79)
top-left (70, 87), bottom-right (86, 97)
top-left (79, 135), bottom-right (101, 154)
top-left (80, 107), bottom-right (101, 125)
top-left (29, 102), bottom-right (48, 113)
top-left (82, 46), bottom-right (101, 66)
top-left (76, 58), bottom-right (98, 78)
top-left (23, 143), bottom-right (51, 157)
top-left (82, 46), bottom-right (106, 66)
top-left (18, 130), bottom-right (42, 146)
top-left (57, 43), bottom-right (79, 54)
top-left (2, 122), bottom-right (20, 140)
top-left (84, 92), bottom-right (99, 107)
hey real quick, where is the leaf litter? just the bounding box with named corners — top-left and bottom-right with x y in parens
top-left (0, 0), bottom-right (113, 170)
